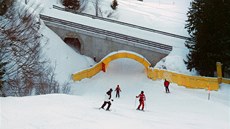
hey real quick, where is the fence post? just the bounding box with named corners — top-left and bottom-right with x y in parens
top-left (216, 62), bottom-right (222, 84)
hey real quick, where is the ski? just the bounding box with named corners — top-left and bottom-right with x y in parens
top-left (98, 107), bottom-right (112, 111)
top-left (136, 109), bottom-right (145, 112)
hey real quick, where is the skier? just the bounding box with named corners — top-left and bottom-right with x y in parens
top-left (164, 79), bottom-right (170, 93)
top-left (115, 85), bottom-right (121, 98)
top-left (136, 91), bottom-right (146, 111)
top-left (93, 56), bottom-right (96, 62)
top-left (100, 88), bottom-right (113, 111)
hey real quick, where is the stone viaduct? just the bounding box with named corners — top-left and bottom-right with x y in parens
top-left (40, 13), bottom-right (183, 65)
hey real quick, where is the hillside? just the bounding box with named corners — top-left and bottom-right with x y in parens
top-left (1, 0), bottom-right (230, 129)
top-left (38, 0), bottom-right (195, 85)
top-left (1, 59), bottom-right (230, 129)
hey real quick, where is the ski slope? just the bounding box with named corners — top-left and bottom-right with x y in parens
top-left (1, 59), bottom-right (230, 129)
top-left (1, 0), bottom-right (229, 129)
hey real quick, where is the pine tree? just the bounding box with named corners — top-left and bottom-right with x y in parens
top-left (63, 0), bottom-right (80, 10)
top-left (185, 0), bottom-right (230, 77)
top-left (111, 0), bottom-right (118, 10)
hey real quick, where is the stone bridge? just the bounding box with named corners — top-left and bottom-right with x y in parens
top-left (40, 13), bottom-right (177, 65)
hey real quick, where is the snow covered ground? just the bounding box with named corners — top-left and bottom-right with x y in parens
top-left (1, 59), bottom-right (230, 129)
top-left (39, 26), bottom-right (95, 84)
top-left (83, 0), bottom-right (190, 36)
top-left (1, 0), bottom-right (230, 129)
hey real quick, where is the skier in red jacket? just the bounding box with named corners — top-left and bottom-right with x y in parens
top-left (136, 91), bottom-right (146, 111)
top-left (115, 85), bottom-right (121, 98)
top-left (164, 79), bottom-right (170, 93)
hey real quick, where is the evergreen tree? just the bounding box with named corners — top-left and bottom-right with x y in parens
top-left (63, 0), bottom-right (80, 10)
top-left (185, 0), bottom-right (230, 77)
top-left (111, 0), bottom-right (118, 10)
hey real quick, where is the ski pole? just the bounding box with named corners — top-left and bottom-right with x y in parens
top-left (208, 86), bottom-right (211, 100)
top-left (134, 97), bottom-right (137, 109)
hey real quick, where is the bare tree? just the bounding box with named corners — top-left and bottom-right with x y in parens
top-left (78, 0), bottom-right (88, 12)
top-left (93, 0), bottom-right (103, 17)
top-left (34, 64), bottom-right (59, 95)
top-left (0, 0), bottom-right (59, 96)
top-left (61, 82), bottom-right (71, 94)
top-left (93, 0), bottom-right (116, 18)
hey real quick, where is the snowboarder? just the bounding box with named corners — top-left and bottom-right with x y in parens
top-left (136, 91), bottom-right (146, 111)
top-left (115, 85), bottom-right (121, 98)
top-left (164, 79), bottom-right (170, 93)
top-left (100, 88), bottom-right (113, 111)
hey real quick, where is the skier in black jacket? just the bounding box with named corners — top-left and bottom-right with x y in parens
top-left (100, 88), bottom-right (113, 111)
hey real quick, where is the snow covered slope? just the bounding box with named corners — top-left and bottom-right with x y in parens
top-left (39, 24), bottom-right (95, 84)
top-left (1, 1), bottom-right (229, 129)
top-left (1, 59), bottom-right (230, 129)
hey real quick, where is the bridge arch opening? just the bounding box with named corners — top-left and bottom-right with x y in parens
top-left (64, 37), bottom-right (81, 52)
top-left (101, 51), bottom-right (151, 72)
top-left (72, 51), bottom-right (152, 81)
top-left (104, 58), bottom-right (146, 75)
